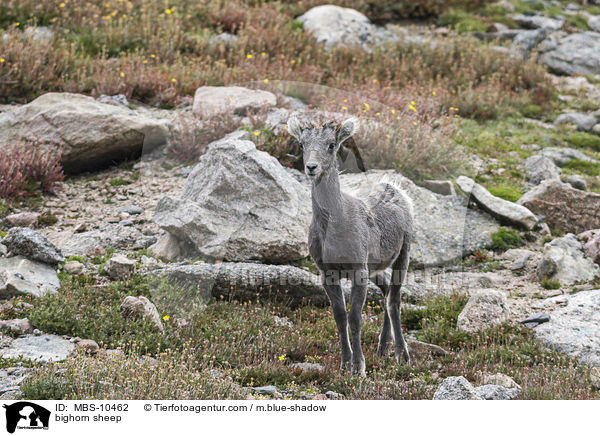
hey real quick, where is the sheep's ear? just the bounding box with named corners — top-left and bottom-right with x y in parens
top-left (338, 117), bottom-right (359, 146)
top-left (286, 115), bottom-right (302, 140)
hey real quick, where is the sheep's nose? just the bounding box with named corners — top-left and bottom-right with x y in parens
top-left (306, 163), bottom-right (318, 173)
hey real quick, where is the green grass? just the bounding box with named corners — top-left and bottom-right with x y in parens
top-left (566, 132), bottom-right (600, 152)
top-left (438, 8), bottom-right (488, 33)
top-left (491, 227), bottom-right (523, 252)
top-left (108, 177), bottom-right (130, 187)
top-left (488, 184), bottom-right (523, 202)
top-left (562, 159), bottom-right (600, 177)
top-left (541, 278), bottom-right (561, 290)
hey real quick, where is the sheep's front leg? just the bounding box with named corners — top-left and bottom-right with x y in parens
top-left (349, 268), bottom-right (368, 376)
top-left (322, 276), bottom-right (352, 372)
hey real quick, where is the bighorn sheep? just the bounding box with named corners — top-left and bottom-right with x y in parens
top-left (287, 116), bottom-right (414, 376)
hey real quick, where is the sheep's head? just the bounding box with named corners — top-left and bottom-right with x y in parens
top-left (287, 116), bottom-right (359, 181)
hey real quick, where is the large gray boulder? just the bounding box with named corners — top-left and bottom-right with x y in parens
top-left (297, 5), bottom-right (377, 49)
top-left (0, 93), bottom-right (170, 172)
top-left (457, 289), bottom-right (510, 333)
top-left (540, 32), bottom-right (600, 75)
top-left (154, 139), bottom-right (312, 263)
top-left (537, 234), bottom-right (599, 285)
top-left (1, 227), bottom-right (64, 265)
top-left (340, 171), bottom-right (499, 268)
top-left (0, 256), bottom-right (59, 297)
top-left (517, 180), bottom-right (600, 234)
top-left (192, 86), bottom-right (276, 118)
top-left (433, 376), bottom-right (482, 400)
top-left (510, 28), bottom-right (551, 58)
top-left (534, 290), bottom-right (600, 365)
top-left (456, 176), bottom-right (537, 230)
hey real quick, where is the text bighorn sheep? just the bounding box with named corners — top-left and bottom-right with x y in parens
top-left (287, 116), bottom-right (414, 376)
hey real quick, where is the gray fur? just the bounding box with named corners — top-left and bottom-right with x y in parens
top-left (287, 116), bottom-right (414, 375)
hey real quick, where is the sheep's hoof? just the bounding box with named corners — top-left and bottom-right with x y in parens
top-left (376, 340), bottom-right (392, 357)
top-left (395, 348), bottom-right (411, 365)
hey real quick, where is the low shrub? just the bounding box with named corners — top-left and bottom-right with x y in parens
top-left (0, 141), bottom-right (64, 199)
top-left (490, 227), bottom-right (522, 251)
top-left (541, 278), bottom-right (561, 290)
top-left (566, 132), bottom-right (600, 152)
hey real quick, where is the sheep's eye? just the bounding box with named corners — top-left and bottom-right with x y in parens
top-left (328, 142), bottom-right (335, 151)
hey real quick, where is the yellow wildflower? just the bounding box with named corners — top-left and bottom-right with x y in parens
top-left (165, 8), bottom-right (174, 15)
top-left (163, 315), bottom-right (170, 321)
top-left (342, 106), bottom-right (347, 110)
top-left (59, 2), bottom-right (65, 7)
top-left (253, 131), bottom-right (260, 136)
top-left (246, 53), bottom-right (253, 59)
top-left (171, 78), bottom-right (177, 83)
top-left (261, 52), bottom-right (266, 57)
top-left (363, 102), bottom-right (370, 111)
top-left (0, 58), bottom-right (4, 63)
top-left (263, 78), bottom-right (269, 84)
top-left (432, 91), bottom-right (436, 96)
top-left (278, 355), bottom-right (285, 361)
top-left (119, 72), bottom-right (124, 78)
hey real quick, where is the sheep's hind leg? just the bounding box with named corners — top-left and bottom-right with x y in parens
top-left (389, 242), bottom-right (411, 365)
top-left (322, 275), bottom-right (352, 372)
top-left (373, 271), bottom-right (392, 357)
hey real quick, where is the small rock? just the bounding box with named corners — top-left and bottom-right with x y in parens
top-left (0, 318), bottom-right (31, 334)
top-left (289, 362), bottom-right (325, 372)
top-left (326, 390), bottom-right (343, 399)
top-left (192, 86), bottom-right (276, 118)
top-left (117, 205), bottom-right (144, 215)
top-left (273, 315), bottom-right (293, 328)
top-left (2, 227), bottom-right (64, 265)
top-left (457, 289), bottom-right (510, 333)
top-left (579, 229), bottom-right (600, 265)
top-left (482, 373), bottom-right (521, 389)
top-left (251, 385), bottom-right (279, 395)
top-left (510, 14), bottom-right (564, 30)
top-left (120, 295), bottom-right (164, 332)
top-left (208, 32), bottom-right (238, 47)
top-left (63, 260), bottom-right (84, 275)
top-left (73, 223), bottom-right (87, 233)
top-left (539, 147), bottom-right (598, 167)
top-left (563, 175), bottom-right (587, 191)
top-left (523, 155), bottom-right (561, 185)
top-left (554, 112), bottom-right (597, 132)
top-left (475, 384), bottom-right (520, 400)
top-left (6, 212), bottom-right (40, 228)
top-left (591, 367), bottom-right (600, 389)
top-left (421, 180), bottom-right (455, 196)
top-left (104, 254), bottom-right (136, 280)
top-left (433, 376), bottom-right (482, 400)
top-left (519, 313), bottom-right (551, 326)
top-left (149, 234), bottom-right (181, 261)
top-left (537, 234), bottom-right (599, 285)
top-left (76, 339), bottom-right (100, 355)
top-left (119, 219), bottom-right (134, 227)
top-left (407, 339), bottom-right (449, 359)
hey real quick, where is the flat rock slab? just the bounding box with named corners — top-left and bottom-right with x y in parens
top-left (2, 227), bottom-right (64, 265)
top-left (534, 289), bottom-right (600, 366)
top-left (0, 334), bottom-right (74, 363)
top-left (0, 256), bottom-right (59, 298)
